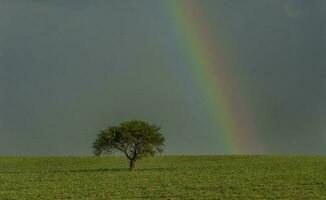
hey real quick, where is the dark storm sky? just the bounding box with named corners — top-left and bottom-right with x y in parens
top-left (0, 0), bottom-right (325, 155)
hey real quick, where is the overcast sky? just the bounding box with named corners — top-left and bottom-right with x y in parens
top-left (1, 0), bottom-right (325, 155)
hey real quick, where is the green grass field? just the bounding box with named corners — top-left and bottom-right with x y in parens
top-left (0, 156), bottom-right (325, 199)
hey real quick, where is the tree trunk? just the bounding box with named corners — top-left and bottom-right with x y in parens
top-left (129, 159), bottom-right (136, 170)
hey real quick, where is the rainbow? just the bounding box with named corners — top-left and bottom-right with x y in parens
top-left (166, 0), bottom-right (262, 153)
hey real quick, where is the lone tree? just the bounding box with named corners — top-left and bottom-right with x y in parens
top-left (92, 120), bottom-right (165, 170)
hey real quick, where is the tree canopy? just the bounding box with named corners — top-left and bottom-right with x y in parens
top-left (92, 120), bottom-right (165, 170)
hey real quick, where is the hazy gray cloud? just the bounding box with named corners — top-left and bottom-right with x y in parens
top-left (1, 0), bottom-right (325, 155)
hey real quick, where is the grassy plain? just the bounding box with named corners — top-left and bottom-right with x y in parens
top-left (0, 155), bottom-right (325, 199)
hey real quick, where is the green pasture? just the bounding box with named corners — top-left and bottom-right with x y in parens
top-left (0, 156), bottom-right (325, 199)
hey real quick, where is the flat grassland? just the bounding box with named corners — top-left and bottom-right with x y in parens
top-left (0, 156), bottom-right (325, 199)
